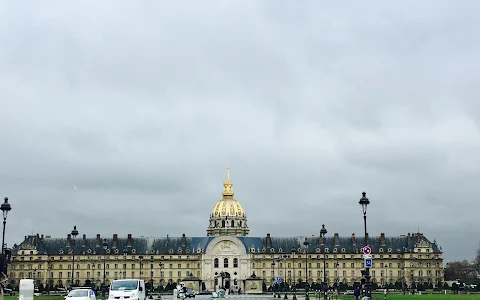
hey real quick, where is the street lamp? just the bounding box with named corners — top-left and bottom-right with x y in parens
top-left (303, 238), bottom-right (310, 300)
top-left (283, 255), bottom-right (288, 299)
top-left (71, 226), bottom-right (78, 287)
top-left (291, 247), bottom-right (297, 300)
top-left (359, 192), bottom-right (371, 299)
top-left (1, 197), bottom-right (12, 276)
top-left (102, 239), bottom-right (108, 300)
top-left (276, 257), bottom-right (281, 298)
top-left (159, 263), bottom-right (164, 291)
top-left (271, 260), bottom-right (275, 298)
top-left (139, 256), bottom-right (144, 281)
top-left (149, 257), bottom-right (154, 298)
top-left (320, 224), bottom-right (327, 300)
top-left (123, 248), bottom-right (128, 279)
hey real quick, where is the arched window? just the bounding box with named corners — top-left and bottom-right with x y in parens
top-left (222, 220), bottom-right (225, 228)
top-left (224, 258), bottom-right (228, 268)
top-left (214, 258), bottom-right (219, 268)
top-left (233, 258), bottom-right (238, 268)
top-left (231, 220), bottom-right (234, 227)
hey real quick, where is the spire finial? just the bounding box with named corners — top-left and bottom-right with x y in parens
top-left (222, 168), bottom-right (234, 197)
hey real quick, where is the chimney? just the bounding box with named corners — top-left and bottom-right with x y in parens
top-left (113, 234), bottom-right (118, 249)
top-left (35, 233), bottom-right (40, 245)
top-left (182, 233), bottom-right (186, 246)
top-left (266, 233), bottom-right (271, 248)
top-left (25, 235), bottom-right (27, 240)
top-left (407, 233), bottom-right (411, 245)
top-left (83, 234), bottom-right (86, 242)
top-left (351, 233), bottom-right (356, 244)
top-left (96, 234), bottom-right (101, 248)
top-left (67, 234), bottom-right (72, 247)
top-left (334, 233), bottom-right (339, 246)
top-left (380, 233), bottom-right (386, 246)
top-left (127, 234), bottom-right (133, 247)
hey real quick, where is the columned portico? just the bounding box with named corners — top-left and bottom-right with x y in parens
top-left (202, 235), bottom-right (250, 291)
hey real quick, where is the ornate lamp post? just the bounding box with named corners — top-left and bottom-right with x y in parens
top-left (283, 254), bottom-right (288, 299)
top-left (291, 247), bottom-right (297, 300)
top-left (159, 263), bottom-right (164, 291)
top-left (303, 238), bottom-right (310, 300)
top-left (320, 224), bottom-right (328, 300)
top-left (71, 226), bottom-right (78, 287)
top-left (271, 260), bottom-right (275, 298)
top-left (123, 248), bottom-right (128, 279)
top-left (1, 197), bottom-right (12, 277)
top-left (139, 256), bottom-right (144, 282)
top-left (102, 239), bottom-right (108, 300)
top-left (359, 192), bottom-right (371, 299)
top-left (276, 257), bottom-right (281, 298)
top-left (149, 257), bottom-right (154, 298)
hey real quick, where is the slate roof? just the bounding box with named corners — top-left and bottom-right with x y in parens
top-left (12, 232), bottom-right (441, 255)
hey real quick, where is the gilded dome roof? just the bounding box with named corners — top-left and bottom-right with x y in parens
top-left (211, 169), bottom-right (246, 217)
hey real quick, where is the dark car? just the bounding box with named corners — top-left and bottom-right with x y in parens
top-left (185, 289), bottom-right (195, 298)
top-left (198, 290), bottom-right (211, 295)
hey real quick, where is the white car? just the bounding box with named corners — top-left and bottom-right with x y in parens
top-left (65, 288), bottom-right (96, 300)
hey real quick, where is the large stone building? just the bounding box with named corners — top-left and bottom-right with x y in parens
top-left (9, 171), bottom-right (444, 292)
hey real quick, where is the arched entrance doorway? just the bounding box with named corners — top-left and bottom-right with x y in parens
top-left (218, 272), bottom-right (231, 289)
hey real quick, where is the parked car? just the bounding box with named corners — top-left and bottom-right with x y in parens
top-left (198, 290), bottom-right (211, 295)
top-left (185, 289), bottom-right (195, 298)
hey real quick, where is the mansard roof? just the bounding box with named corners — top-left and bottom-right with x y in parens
top-left (12, 232), bottom-right (441, 256)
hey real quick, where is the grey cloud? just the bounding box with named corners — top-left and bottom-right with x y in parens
top-left (1, 0), bottom-right (480, 262)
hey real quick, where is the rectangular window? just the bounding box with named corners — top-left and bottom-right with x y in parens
top-left (87, 271), bottom-right (90, 278)
top-left (351, 263), bottom-right (354, 268)
top-left (178, 271), bottom-right (181, 277)
top-left (178, 264), bottom-right (181, 269)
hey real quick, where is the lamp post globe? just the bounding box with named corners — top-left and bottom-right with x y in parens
top-left (319, 224), bottom-right (327, 300)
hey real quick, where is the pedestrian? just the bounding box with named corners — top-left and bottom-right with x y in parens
top-left (354, 287), bottom-right (360, 300)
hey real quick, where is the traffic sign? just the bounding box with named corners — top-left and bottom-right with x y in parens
top-left (365, 257), bottom-right (373, 268)
top-left (276, 276), bottom-right (282, 283)
top-left (363, 246), bottom-right (371, 255)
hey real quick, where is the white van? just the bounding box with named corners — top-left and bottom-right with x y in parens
top-left (109, 279), bottom-right (146, 300)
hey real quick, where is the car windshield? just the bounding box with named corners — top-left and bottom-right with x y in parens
top-left (68, 290), bottom-right (89, 297)
top-left (110, 280), bottom-right (138, 291)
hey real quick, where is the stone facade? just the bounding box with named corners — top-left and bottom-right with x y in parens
top-left (8, 171), bottom-right (444, 292)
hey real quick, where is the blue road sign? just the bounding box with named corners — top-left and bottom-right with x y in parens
top-left (276, 276), bottom-right (282, 283)
top-left (365, 257), bottom-right (372, 268)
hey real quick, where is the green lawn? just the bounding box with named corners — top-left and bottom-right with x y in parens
top-left (338, 295), bottom-right (480, 300)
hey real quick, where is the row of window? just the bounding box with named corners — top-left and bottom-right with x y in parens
top-left (253, 262), bottom-right (441, 269)
top-left (12, 270), bottom-right (200, 280)
top-left (213, 258), bottom-right (238, 268)
top-left (12, 262), bottom-right (200, 270)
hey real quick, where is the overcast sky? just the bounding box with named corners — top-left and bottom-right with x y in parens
top-left (1, 1), bottom-right (479, 263)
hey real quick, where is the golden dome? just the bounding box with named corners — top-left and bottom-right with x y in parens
top-left (211, 168), bottom-right (246, 217)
